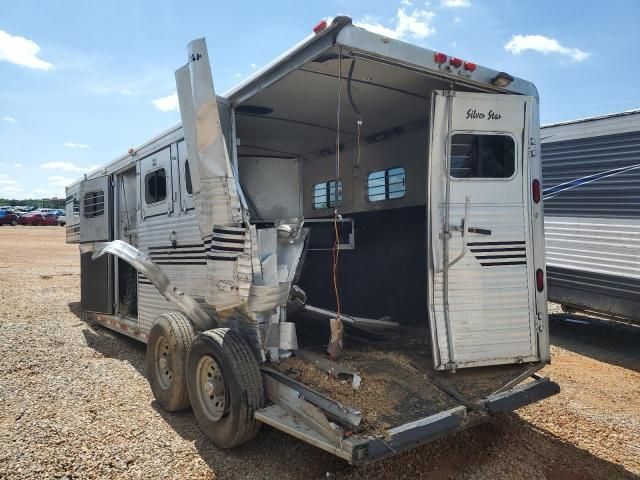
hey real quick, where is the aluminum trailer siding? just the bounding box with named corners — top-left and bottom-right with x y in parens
top-left (541, 109), bottom-right (640, 322)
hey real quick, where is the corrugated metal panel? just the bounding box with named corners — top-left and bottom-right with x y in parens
top-left (541, 131), bottom-right (640, 218)
top-left (541, 125), bottom-right (640, 320)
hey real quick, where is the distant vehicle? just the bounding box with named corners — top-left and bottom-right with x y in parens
top-left (35, 208), bottom-right (58, 215)
top-left (0, 210), bottom-right (18, 226)
top-left (58, 214), bottom-right (66, 226)
top-left (18, 212), bottom-right (59, 226)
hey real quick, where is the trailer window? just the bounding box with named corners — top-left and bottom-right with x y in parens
top-left (367, 167), bottom-right (406, 201)
top-left (145, 168), bottom-right (167, 204)
top-left (184, 160), bottom-right (193, 195)
top-left (83, 190), bottom-right (104, 218)
top-left (312, 180), bottom-right (342, 209)
top-left (450, 134), bottom-right (515, 178)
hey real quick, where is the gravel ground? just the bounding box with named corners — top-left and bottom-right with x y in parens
top-left (0, 226), bottom-right (638, 479)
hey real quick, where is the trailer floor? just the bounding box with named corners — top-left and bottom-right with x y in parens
top-left (0, 227), bottom-right (638, 480)
top-left (273, 329), bottom-right (530, 436)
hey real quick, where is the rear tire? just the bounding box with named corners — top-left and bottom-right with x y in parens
top-left (10, 219), bottom-right (16, 226)
top-left (146, 311), bottom-right (197, 412)
top-left (186, 328), bottom-right (264, 448)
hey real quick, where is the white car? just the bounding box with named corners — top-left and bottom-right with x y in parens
top-left (58, 214), bottom-right (66, 226)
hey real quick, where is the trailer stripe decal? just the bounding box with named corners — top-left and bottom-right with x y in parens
top-left (467, 241), bottom-right (525, 246)
top-left (480, 261), bottom-right (527, 266)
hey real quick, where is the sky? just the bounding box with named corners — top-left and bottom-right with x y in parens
top-left (1, 0), bottom-right (639, 200)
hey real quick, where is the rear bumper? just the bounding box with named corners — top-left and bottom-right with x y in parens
top-left (352, 376), bottom-right (559, 465)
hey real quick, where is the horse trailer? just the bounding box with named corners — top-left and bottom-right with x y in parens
top-left (65, 17), bottom-right (558, 464)
top-left (541, 109), bottom-right (640, 323)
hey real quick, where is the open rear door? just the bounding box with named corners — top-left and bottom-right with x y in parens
top-left (428, 90), bottom-right (539, 370)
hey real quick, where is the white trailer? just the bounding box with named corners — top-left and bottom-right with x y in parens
top-left (541, 109), bottom-right (640, 323)
top-left (66, 17), bottom-right (557, 464)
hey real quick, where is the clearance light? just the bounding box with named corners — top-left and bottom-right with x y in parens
top-left (492, 72), bottom-right (514, 87)
top-left (313, 20), bottom-right (327, 34)
top-left (434, 52), bottom-right (447, 64)
top-left (463, 61), bottom-right (477, 72)
top-left (449, 57), bottom-right (463, 68)
top-left (536, 269), bottom-right (545, 292)
top-left (532, 179), bottom-right (541, 203)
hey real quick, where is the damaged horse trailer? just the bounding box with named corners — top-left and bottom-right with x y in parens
top-left (65, 17), bottom-right (558, 464)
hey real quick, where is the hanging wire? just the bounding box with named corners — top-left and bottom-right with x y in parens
top-left (332, 48), bottom-right (343, 329)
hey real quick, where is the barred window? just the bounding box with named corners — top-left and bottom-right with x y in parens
top-left (83, 190), bottom-right (104, 218)
top-left (450, 134), bottom-right (515, 178)
top-left (312, 180), bottom-right (342, 210)
top-left (367, 167), bottom-right (406, 202)
top-left (145, 168), bottom-right (167, 204)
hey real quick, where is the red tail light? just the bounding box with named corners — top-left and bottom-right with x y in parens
top-left (434, 52), bottom-right (447, 64)
top-left (536, 269), bottom-right (544, 292)
top-left (449, 57), bottom-right (463, 68)
top-left (532, 179), bottom-right (541, 203)
top-left (313, 20), bottom-right (327, 34)
top-left (463, 61), bottom-right (477, 72)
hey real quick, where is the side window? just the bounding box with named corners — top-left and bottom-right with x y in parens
top-left (450, 134), bottom-right (515, 178)
top-left (145, 168), bottom-right (167, 204)
top-left (83, 190), bottom-right (104, 218)
top-left (367, 167), bottom-right (406, 202)
top-left (312, 180), bottom-right (342, 210)
top-left (184, 159), bottom-right (193, 195)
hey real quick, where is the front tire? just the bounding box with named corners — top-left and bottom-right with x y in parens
top-left (146, 312), bottom-right (196, 412)
top-left (186, 328), bottom-right (264, 448)
top-left (10, 219), bottom-right (16, 226)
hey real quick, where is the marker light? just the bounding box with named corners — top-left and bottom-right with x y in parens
top-left (313, 20), bottom-right (327, 34)
top-left (492, 72), bottom-right (514, 87)
top-left (532, 179), bottom-right (541, 203)
top-left (536, 269), bottom-right (544, 292)
top-left (449, 57), bottom-right (463, 68)
top-left (434, 52), bottom-right (447, 64)
top-left (463, 61), bottom-right (477, 72)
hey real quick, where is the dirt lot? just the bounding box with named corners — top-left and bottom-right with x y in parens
top-left (0, 226), bottom-right (638, 479)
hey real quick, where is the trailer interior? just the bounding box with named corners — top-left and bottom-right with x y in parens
top-left (231, 45), bottom-right (557, 460)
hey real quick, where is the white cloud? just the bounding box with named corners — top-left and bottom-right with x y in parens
top-left (14, 163), bottom-right (23, 168)
top-left (2, 116), bottom-right (19, 123)
top-left (48, 176), bottom-right (75, 188)
top-left (505, 34), bottom-right (590, 62)
top-left (64, 142), bottom-right (90, 149)
top-left (441, 0), bottom-right (470, 7)
top-left (356, 8), bottom-right (436, 40)
top-left (234, 73), bottom-right (242, 78)
top-left (40, 161), bottom-right (96, 173)
top-left (250, 63), bottom-right (257, 69)
top-left (453, 16), bottom-right (462, 23)
top-left (0, 175), bottom-right (23, 195)
top-left (152, 92), bottom-right (179, 112)
top-left (401, 0), bottom-right (413, 5)
top-left (0, 30), bottom-right (53, 71)
top-left (120, 89), bottom-right (133, 95)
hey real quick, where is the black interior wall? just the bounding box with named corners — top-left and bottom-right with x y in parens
top-left (298, 205), bottom-right (427, 325)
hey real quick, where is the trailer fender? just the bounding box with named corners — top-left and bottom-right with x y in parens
top-left (87, 240), bottom-right (217, 331)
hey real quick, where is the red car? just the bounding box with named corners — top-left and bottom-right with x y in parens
top-left (0, 210), bottom-right (18, 226)
top-left (18, 212), bottom-right (59, 226)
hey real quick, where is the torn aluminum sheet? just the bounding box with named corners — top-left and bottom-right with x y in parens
top-left (264, 322), bottom-right (298, 350)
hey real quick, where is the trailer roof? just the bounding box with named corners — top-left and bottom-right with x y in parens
top-left (541, 108), bottom-right (640, 143)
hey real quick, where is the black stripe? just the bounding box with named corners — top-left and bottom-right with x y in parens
top-left (475, 254), bottom-right (527, 259)
top-left (150, 249), bottom-right (206, 255)
top-left (468, 241), bottom-right (525, 246)
top-left (154, 261), bottom-right (207, 265)
top-left (211, 245), bottom-right (245, 252)
top-left (212, 227), bottom-right (245, 236)
top-left (470, 247), bottom-right (526, 253)
top-left (207, 255), bottom-right (238, 262)
top-left (211, 235), bottom-right (245, 244)
top-left (148, 243), bottom-right (205, 250)
top-left (481, 261), bottom-right (527, 266)
top-left (149, 255), bottom-right (207, 261)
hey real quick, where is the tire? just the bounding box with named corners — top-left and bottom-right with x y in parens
top-left (186, 328), bottom-right (264, 448)
top-left (146, 311), bottom-right (197, 412)
top-left (10, 220), bottom-right (16, 226)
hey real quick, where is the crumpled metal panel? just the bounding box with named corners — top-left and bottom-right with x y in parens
top-left (248, 282), bottom-right (291, 312)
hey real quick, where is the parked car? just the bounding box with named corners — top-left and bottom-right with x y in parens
top-left (0, 210), bottom-right (18, 226)
top-left (18, 212), bottom-right (59, 226)
top-left (58, 214), bottom-right (66, 226)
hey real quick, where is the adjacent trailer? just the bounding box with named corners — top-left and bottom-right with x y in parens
top-left (541, 110), bottom-right (640, 323)
top-left (66, 17), bottom-right (557, 465)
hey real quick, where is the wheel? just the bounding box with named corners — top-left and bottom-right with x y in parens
top-left (10, 219), bottom-right (16, 226)
top-left (186, 328), bottom-right (264, 448)
top-left (146, 311), bottom-right (197, 412)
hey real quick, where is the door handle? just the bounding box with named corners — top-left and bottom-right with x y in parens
top-left (439, 197), bottom-right (470, 272)
top-left (467, 227), bottom-right (492, 235)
